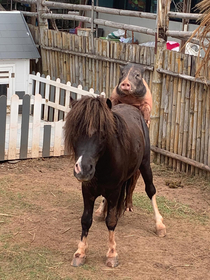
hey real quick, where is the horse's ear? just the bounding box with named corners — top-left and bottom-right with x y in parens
top-left (69, 97), bottom-right (77, 108)
top-left (106, 98), bottom-right (112, 109)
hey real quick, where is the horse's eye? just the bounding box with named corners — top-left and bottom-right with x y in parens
top-left (136, 73), bottom-right (140, 78)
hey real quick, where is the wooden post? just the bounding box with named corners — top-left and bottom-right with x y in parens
top-left (96, 0), bottom-right (99, 38)
top-left (37, 0), bottom-right (49, 76)
top-left (180, 0), bottom-right (192, 53)
top-left (91, 0), bottom-right (95, 54)
top-left (150, 0), bottom-right (171, 162)
top-left (30, 3), bottom-right (37, 26)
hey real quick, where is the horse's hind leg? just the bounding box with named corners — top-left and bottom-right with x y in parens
top-left (140, 163), bottom-right (166, 237)
top-left (95, 197), bottom-right (107, 220)
top-left (125, 170), bottom-right (140, 211)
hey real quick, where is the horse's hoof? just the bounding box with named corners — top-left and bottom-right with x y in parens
top-left (71, 255), bottom-right (86, 267)
top-left (156, 224), bottom-right (166, 237)
top-left (106, 256), bottom-right (119, 268)
top-left (126, 207), bottom-right (134, 212)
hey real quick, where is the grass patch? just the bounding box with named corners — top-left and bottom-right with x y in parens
top-left (0, 184), bottom-right (40, 214)
top-left (133, 193), bottom-right (209, 224)
top-left (0, 246), bottom-right (65, 280)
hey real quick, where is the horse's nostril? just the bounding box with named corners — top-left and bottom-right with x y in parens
top-left (75, 163), bottom-right (81, 174)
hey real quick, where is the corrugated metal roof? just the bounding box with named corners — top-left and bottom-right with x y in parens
top-left (0, 11), bottom-right (40, 59)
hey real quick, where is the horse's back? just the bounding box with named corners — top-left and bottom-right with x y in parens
top-left (112, 103), bottom-right (146, 138)
top-left (112, 103), bottom-right (150, 163)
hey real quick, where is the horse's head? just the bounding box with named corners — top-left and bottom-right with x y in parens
top-left (73, 133), bottom-right (106, 181)
top-left (65, 96), bottom-right (115, 182)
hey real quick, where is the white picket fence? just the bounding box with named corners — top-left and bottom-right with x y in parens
top-left (2, 73), bottom-right (105, 161)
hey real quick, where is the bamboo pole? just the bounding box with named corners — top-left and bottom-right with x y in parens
top-left (41, 45), bottom-right (153, 70)
top-left (21, 11), bottom-right (38, 17)
top-left (161, 49), bottom-right (169, 165)
top-left (166, 30), bottom-right (210, 39)
top-left (85, 36), bottom-right (89, 90)
top-left (41, 13), bottom-right (156, 36)
top-left (95, 39), bottom-right (99, 91)
top-left (90, 0), bottom-right (94, 54)
top-left (169, 51), bottom-right (178, 169)
top-left (178, 53), bottom-right (187, 172)
top-left (182, 54), bottom-right (191, 172)
top-left (13, 0), bottom-right (36, 4)
top-left (99, 38), bottom-right (103, 92)
top-left (150, 40), bottom-right (165, 154)
top-left (88, 36), bottom-right (92, 88)
top-left (205, 61), bottom-right (210, 179)
top-left (186, 83), bottom-right (195, 173)
top-left (168, 11), bottom-right (201, 20)
top-left (157, 48), bottom-right (166, 165)
top-left (78, 35), bottom-right (83, 85)
top-left (62, 32), bottom-right (67, 82)
top-left (110, 42), bottom-right (114, 93)
top-left (15, 0), bottom-right (203, 21)
top-left (199, 85), bottom-right (206, 177)
top-left (75, 35), bottom-right (79, 85)
top-left (191, 61), bottom-right (199, 175)
top-left (156, 68), bottom-right (210, 85)
top-left (166, 50), bottom-right (174, 167)
top-left (53, 31), bottom-right (58, 79)
top-left (196, 83), bottom-right (203, 176)
top-left (58, 31), bottom-right (63, 80)
top-left (82, 36), bottom-right (86, 87)
top-left (187, 56), bottom-right (196, 174)
top-left (48, 30), bottom-right (54, 77)
top-left (66, 34), bottom-right (71, 83)
top-left (174, 52), bottom-right (182, 171)
top-left (102, 39), bottom-right (107, 93)
top-left (151, 146), bottom-right (210, 173)
top-left (105, 39), bottom-right (110, 97)
top-left (37, 0), bottom-right (48, 76)
top-left (42, 0), bottom-right (157, 19)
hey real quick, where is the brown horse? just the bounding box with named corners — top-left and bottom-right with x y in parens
top-left (64, 96), bottom-right (166, 268)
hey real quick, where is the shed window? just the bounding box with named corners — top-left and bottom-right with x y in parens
top-left (0, 84), bottom-right (8, 97)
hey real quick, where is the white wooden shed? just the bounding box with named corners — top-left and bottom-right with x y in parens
top-left (0, 11), bottom-right (40, 100)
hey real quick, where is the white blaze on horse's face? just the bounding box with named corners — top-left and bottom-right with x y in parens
top-left (75, 156), bottom-right (82, 174)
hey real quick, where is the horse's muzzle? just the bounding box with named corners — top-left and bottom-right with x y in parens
top-left (74, 161), bottom-right (95, 182)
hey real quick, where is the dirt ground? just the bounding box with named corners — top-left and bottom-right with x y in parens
top-left (0, 156), bottom-right (209, 280)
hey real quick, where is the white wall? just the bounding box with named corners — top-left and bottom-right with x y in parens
top-left (0, 59), bottom-right (30, 98)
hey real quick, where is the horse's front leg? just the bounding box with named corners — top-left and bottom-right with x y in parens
top-left (106, 230), bottom-right (118, 268)
top-left (105, 201), bottom-right (120, 268)
top-left (71, 184), bottom-right (96, 267)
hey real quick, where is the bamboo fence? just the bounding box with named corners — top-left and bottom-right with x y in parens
top-left (158, 49), bottom-right (210, 177)
top-left (29, 25), bottom-right (154, 96)
top-left (28, 25), bottom-right (210, 177)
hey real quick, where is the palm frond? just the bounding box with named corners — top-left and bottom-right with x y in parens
top-left (187, 0), bottom-right (210, 77)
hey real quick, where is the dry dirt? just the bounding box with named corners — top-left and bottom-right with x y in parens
top-left (0, 156), bottom-right (209, 280)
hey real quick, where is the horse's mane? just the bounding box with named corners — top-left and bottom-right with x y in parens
top-left (64, 96), bottom-right (129, 158)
